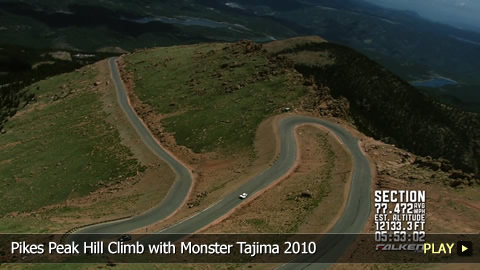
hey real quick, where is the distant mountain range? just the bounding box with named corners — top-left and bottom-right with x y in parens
top-left (366, 0), bottom-right (480, 33)
top-left (1, 0), bottom-right (479, 111)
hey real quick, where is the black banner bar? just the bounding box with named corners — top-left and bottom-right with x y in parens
top-left (0, 234), bottom-right (478, 264)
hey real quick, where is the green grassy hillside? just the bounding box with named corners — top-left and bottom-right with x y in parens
top-left (0, 63), bottom-right (142, 231)
top-left (0, 44), bottom-right (116, 132)
top-left (124, 41), bottom-right (311, 153)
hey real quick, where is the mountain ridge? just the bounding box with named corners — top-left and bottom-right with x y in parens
top-left (266, 38), bottom-right (479, 177)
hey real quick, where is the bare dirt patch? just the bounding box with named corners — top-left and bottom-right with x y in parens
top-left (48, 51), bottom-right (72, 61)
top-left (0, 141), bottom-right (21, 151)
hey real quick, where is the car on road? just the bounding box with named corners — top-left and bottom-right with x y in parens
top-left (118, 234), bottom-right (132, 242)
top-left (239, 193), bottom-right (248, 199)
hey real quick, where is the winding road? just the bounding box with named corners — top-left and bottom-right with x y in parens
top-left (72, 58), bottom-right (194, 235)
top-left (71, 57), bottom-right (372, 268)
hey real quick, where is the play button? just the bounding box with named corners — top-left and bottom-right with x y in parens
top-left (457, 241), bottom-right (473, 256)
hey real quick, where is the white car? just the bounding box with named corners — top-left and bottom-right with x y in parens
top-left (239, 193), bottom-right (248, 199)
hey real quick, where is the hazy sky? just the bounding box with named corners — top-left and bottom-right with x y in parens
top-left (365, 0), bottom-right (480, 31)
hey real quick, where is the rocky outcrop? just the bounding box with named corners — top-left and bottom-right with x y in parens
top-left (412, 156), bottom-right (476, 187)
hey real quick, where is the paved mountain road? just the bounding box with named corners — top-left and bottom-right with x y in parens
top-left (71, 58), bottom-right (372, 268)
top-left (72, 58), bottom-right (193, 235)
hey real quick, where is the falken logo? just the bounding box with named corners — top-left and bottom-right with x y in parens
top-left (376, 244), bottom-right (424, 253)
